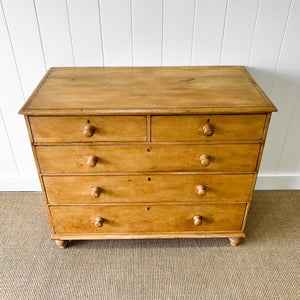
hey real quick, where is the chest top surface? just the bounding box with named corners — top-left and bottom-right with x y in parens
top-left (19, 66), bottom-right (277, 115)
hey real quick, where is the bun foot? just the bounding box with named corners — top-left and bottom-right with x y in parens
top-left (228, 237), bottom-right (242, 246)
top-left (55, 240), bottom-right (69, 248)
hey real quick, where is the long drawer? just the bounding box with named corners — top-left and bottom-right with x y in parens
top-left (50, 203), bottom-right (246, 234)
top-left (44, 174), bottom-right (254, 204)
top-left (37, 144), bottom-right (260, 174)
top-left (30, 116), bottom-right (147, 143)
top-left (151, 114), bottom-right (266, 141)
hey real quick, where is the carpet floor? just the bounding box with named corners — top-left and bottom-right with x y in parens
top-left (0, 191), bottom-right (299, 300)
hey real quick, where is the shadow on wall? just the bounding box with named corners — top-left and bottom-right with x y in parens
top-left (247, 66), bottom-right (300, 176)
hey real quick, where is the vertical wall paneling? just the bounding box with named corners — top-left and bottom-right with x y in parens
top-left (163, 0), bottom-right (195, 66)
top-left (248, 0), bottom-right (292, 95)
top-left (67, 0), bottom-right (103, 66)
top-left (35, 0), bottom-right (74, 68)
top-left (0, 110), bottom-right (18, 177)
top-left (192, 0), bottom-right (227, 66)
top-left (1, 0), bottom-right (46, 99)
top-left (100, 0), bottom-right (132, 66)
top-left (132, 0), bottom-right (163, 66)
top-left (221, 0), bottom-right (259, 65)
top-left (252, 0), bottom-right (295, 174)
top-left (274, 0), bottom-right (300, 175)
top-left (0, 5), bottom-right (37, 177)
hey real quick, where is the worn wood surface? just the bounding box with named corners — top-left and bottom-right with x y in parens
top-left (43, 174), bottom-right (254, 204)
top-left (36, 144), bottom-right (260, 174)
top-left (50, 203), bottom-right (246, 234)
top-left (19, 66), bottom-right (277, 115)
top-left (151, 114), bottom-right (266, 141)
top-left (30, 116), bottom-right (147, 143)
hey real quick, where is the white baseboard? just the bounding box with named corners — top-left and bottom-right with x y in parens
top-left (255, 175), bottom-right (300, 190)
top-left (1, 175), bottom-right (299, 191)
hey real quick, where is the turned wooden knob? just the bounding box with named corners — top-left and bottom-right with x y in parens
top-left (83, 125), bottom-right (95, 137)
top-left (91, 187), bottom-right (101, 198)
top-left (195, 184), bottom-right (206, 196)
top-left (202, 124), bottom-right (214, 136)
top-left (95, 217), bottom-right (104, 228)
top-left (87, 156), bottom-right (97, 168)
top-left (200, 154), bottom-right (211, 167)
top-left (193, 215), bottom-right (202, 226)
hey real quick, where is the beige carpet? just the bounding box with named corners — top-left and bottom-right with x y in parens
top-left (0, 191), bottom-right (299, 300)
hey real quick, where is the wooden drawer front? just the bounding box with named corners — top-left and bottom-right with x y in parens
top-left (30, 116), bottom-right (147, 143)
top-left (44, 174), bottom-right (254, 204)
top-left (50, 203), bottom-right (246, 234)
top-left (37, 144), bottom-right (260, 174)
top-left (151, 114), bottom-right (266, 141)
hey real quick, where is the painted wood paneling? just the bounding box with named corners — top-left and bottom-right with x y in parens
top-left (0, 4), bottom-right (36, 177)
top-left (132, 0), bottom-right (163, 66)
top-left (67, 0), bottom-right (103, 66)
top-left (0, 0), bottom-right (299, 189)
top-left (100, 0), bottom-right (132, 66)
top-left (221, 0), bottom-right (259, 65)
top-left (248, 0), bottom-right (292, 95)
top-left (0, 110), bottom-right (18, 176)
top-left (163, 0), bottom-right (195, 66)
top-left (192, 0), bottom-right (227, 66)
top-left (1, 0), bottom-right (46, 99)
top-left (35, 0), bottom-right (74, 68)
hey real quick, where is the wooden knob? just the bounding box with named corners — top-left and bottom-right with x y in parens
top-left (202, 124), bottom-right (214, 136)
top-left (200, 154), bottom-right (211, 167)
top-left (87, 156), bottom-right (97, 168)
top-left (91, 187), bottom-right (101, 198)
top-left (193, 215), bottom-right (202, 226)
top-left (83, 125), bottom-right (95, 137)
top-left (95, 217), bottom-right (104, 228)
top-left (195, 185), bottom-right (206, 196)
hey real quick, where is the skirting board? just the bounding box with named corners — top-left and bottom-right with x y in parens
top-left (0, 175), bottom-right (299, 191)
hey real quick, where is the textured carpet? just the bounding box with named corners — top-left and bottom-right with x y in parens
top-left (0, 191), bottom-right (299, 300)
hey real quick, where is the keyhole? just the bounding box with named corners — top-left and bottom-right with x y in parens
top-left (207, 119), bottom-right (210, 123)
top-left (147, 148), bottom-right (150, 152)
top-left (148, 177), bottom-right (151, 181)
top-left (87, 120), bottom-right (90, 124)
top-left (147, 207), bottom-right (150, 211)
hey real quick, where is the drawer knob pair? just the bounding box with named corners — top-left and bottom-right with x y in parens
top-left (202, 124), bottom-right (214, 136)
top-left (83, 125), bottom-right (95, 137)
top-left (95, 217), bottom-right (104, 228)
top-left (193, 215), bottom-right (202, 226)
top-left (195, 185), bottom-right (206, 196)
top-left (91, 187), bottom-right (101, 198)
top-left (200, 154), bottom-right (211, 167)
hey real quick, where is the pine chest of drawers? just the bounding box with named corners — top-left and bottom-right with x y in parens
top-left (19, 66), bottom-right (277, 248)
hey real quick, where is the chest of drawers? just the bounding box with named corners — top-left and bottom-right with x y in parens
top-left (19, 66), bottom-right (277, 248)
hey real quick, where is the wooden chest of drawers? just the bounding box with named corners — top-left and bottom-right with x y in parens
top-left (19, 66), bottom-right (277, 248)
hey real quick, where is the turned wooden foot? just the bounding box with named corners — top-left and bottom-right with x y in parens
top-left (55, 240), bottom-right (69, 248)
top-left (228, 237), bottom-right (242, 246)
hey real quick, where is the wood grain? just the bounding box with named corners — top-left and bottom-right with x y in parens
top-left (19, 66), bottom-right (277, 115)
top-left (30, 116), bottom-right (147, 143)
top-left (36, 144), bottom-right (261, 174)
top-left (43, 174), bottom-right (254, 204)
top-left (50, 203), bottom-right (246, 234)
top-left (151, 114), bottom-right (266, 141)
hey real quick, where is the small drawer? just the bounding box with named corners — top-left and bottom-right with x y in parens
top-left (151, 114), bottom-right (266, 141)
top-left (44, 174), bottom-right (254, 204)
top-left (37, 144), bottom-right (260, 174)
top-left (30, 116), bottom-right (147, 143)
top-left (50, 203), bottom-right (246, 234)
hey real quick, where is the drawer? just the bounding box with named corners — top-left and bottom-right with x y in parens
top-left (50, 203), bottom-right (246, 234)
top-left (37, 144), bottom-right (260, 174)
top-left (30, 116), bottom-right (147, 143)
top-left (44, 174), bottom-right (254, 204)
top-left (151, 114), bottom-right (266, 141)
